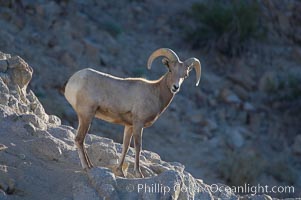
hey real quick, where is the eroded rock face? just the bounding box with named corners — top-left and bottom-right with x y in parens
top-left (0, 51), bottom-right (56, 124)
top-left (7, 56), bottom-right (33, 91)
top-left (0, 52), bottom-right (286, 199)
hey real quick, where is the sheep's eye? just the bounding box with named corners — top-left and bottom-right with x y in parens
top-left (168, 69), bottom-right (171, 72)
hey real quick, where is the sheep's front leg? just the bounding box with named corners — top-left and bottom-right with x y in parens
top-left (116, 126), bottom-right (133, 177)
top-left (133, 123), bottom-right (144, 178)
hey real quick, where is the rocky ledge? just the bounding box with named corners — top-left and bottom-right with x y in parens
top-left (0, 52), bottom-right (289, 199)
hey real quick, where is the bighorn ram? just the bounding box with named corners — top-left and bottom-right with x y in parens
top-left (64, 48), bottom-right (201, 178)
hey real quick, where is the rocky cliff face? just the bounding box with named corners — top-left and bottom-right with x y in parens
top-left (0, 52), bottom-right (284, 200)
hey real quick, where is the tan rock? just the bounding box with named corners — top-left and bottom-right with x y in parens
top-left (7, 56), bottom-right (33, 92)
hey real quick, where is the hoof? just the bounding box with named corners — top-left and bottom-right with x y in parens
top-left (115, 167), bottom-right (125, 177)
top-left (83, 165), bottom-right (93, 172)
top-left (134, 169), bottom-right (144, 178)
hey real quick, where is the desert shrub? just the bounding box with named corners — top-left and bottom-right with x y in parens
top-left (266, 159), bottom-right (297, 185)
top-left (218, 147), bottom-right (298, 197)
top-left (101, 20), bottom-right (123, 38)
top-left (263, 71), bottom-right (301, 102)
top-left (218, 147), bottom-right (267, 187)
top-left (185, 0), bottom-right (262, 56)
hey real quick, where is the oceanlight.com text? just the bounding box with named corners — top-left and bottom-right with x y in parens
top-left (124, 183), bottom-right (294, 196)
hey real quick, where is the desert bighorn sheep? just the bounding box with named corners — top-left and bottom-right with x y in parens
top-left (64, 48), bottom-right (201, 178)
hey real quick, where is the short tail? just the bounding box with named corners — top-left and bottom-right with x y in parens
top-left (59, 81), bottom-right (68, 95)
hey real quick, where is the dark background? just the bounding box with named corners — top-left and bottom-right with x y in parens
top-left (0, 0), bottom-right (300, 197)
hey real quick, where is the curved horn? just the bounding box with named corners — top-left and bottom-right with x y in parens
top-left (147, 48), bottom-right (180, 70)
top-left (184, 58), bottom-right (201, 86)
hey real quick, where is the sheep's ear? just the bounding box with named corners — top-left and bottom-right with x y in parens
top-left (162, 58), bottom-right (169, 67)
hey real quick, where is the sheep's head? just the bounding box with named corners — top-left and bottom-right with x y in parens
top-left (147, 48), bottom-right (201, 94)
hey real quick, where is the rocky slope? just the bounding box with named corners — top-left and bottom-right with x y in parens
top-left (1, 0), bottom-right (301, 199)
top-left (0, 52), bottom-right (284, 200)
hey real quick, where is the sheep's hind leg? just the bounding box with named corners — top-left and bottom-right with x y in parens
top-left (116, 126), bottom-right (133, 177)
top-left (75, 112), bottom-right (94, 170)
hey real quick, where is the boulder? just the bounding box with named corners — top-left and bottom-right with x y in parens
top-left (220, 88), bottom-right (241, 104)
top-left (225, 127), bottom-right (246, 149)
top-left (7, 56), bottom-right (33, 92)
top-left (243, 102), bottom-right (256, 112)
top-left (72, 182), bottom-right (100, 200)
